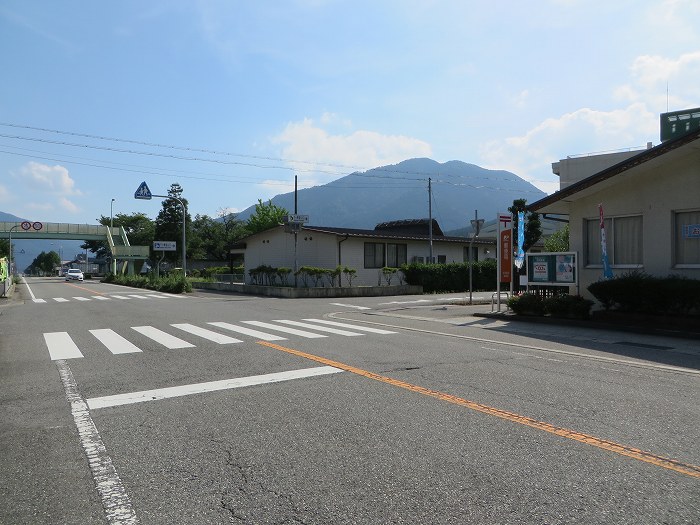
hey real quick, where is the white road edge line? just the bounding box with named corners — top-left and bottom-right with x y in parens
top-left (56, 359), bottom-right (138, 524)
top-left (87, 366), bottom-right (343, 410)
top-left (20, 275), bottom-right (40, 302)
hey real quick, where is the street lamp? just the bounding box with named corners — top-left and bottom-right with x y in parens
top-left (110, 198), bottom-right (116, 274)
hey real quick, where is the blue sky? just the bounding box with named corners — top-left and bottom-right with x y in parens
top-left (1, 0), bottom-right (699, 226)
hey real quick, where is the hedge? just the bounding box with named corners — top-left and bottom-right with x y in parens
top-left (400, 260), bottom-right (497, 293)
top-left (587, 272), bottom-right (700, 315)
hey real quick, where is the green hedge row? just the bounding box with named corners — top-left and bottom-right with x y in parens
top-left (400, 260), bottom-right (497, 293)
top-left (507, 292), bottom-right (593, 319)
top-left (248, 265), bottom-right (358, 287)
top-left (588, 272), bottom-right (700, 315)
top-left (102, 273), bottom-right (192, 293)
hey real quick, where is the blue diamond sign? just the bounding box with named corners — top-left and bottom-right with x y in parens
top-left (134, 181), bottom-right (152, 200)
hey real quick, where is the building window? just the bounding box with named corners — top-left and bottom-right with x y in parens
top-left (364, 242), bottom-right (385, 268)
top-left (463, 246), bottom-right (479, 262)
top-left (675, 210), bottom-right (700, 266)
top-left (437, 255), bottom-right (447, 264)
top-left (386, 243), bottom-right (407, 267)
top-left (585, 215), bottom-right (643, 267)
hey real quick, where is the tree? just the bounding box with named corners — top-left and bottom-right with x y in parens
top-left (28, 250), bottom-right (60, 275)
top-left (245, 199), bottom-right (289, 235)
top-left (154, 183), bottom-right (191, 264)
top-left (544, 223), bottom-right (570, 252)
top-left (0, 238), bottom-right (9, 258)
top-left (189, 211), bottom-right (247, 261)
top-left (82, 212), bottom-right (156, 259)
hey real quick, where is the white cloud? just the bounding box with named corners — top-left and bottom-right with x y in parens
top-left (59, 197), bottom-right (79, 214)
top-left (479, 104), bottom-right (656, 194)
top-left (18, 162), bottom-right (81, 196)
top-left (272, 116), bottom-right (432, 186)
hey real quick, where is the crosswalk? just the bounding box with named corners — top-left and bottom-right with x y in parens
top-left (42, 318), bottom-right (397, 360)
top-left (32, 293), bottom-right (186, 304)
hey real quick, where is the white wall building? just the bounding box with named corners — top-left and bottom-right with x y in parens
top-left (529, 115), bottom-right (700, 300)
top-left (232, 219), bottom-right (496, 287)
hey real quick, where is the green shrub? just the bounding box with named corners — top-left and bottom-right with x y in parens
top-left (507, 292), bottom-right (545, 316)
top-left (400, 259), bottom-right (497, 293)
top-left (544, 294), bottom-right (593, 319)
top-left (588, 273), bottom-right (700, 315)
top-left (99, 273), bottom-right (190, 294)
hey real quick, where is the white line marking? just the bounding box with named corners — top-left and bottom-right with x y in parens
top-left (54, 297), bottom-right (69, 303)
top-left (329, 303), bottom-right (371, 310)
top-left (144, 295), bottom-right (167, 299)
top-left (93, 296), bottom-right (111, 301)
top-left (44, 332), bottom-right (84, 360)
top-left (302, 318), bottom-right (397, 334)
top-left (73, 297), bottom-right (91, 302)
top-left (242, 320), bottom-right (328, 338)
top-left (207, 322), bottom-right (287, 341)
top-left (56, 360), bottom-right (138, 524)
top-left (90, 329), bottom-right (143, 355)
top-left (170, 323), bottom-right (243, 344)
top-left (20, 276), bottom-right (39, 301)
top-left (274, 319), bottom-right (364, 336)
top-left (128, 295), bottom-right (149, 300)
top-left (87, 366), bottom-right (343, 410)
top-left (131, 326), bottom-right (195, 349)
top-left (112, 295), bottom-right (131, 300)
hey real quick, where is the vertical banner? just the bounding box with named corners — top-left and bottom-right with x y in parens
top-left (498, 212), bottom-right (512, 283)
top-left (514, 211), bottom-right (525, 269)
top-left (599, 204), bottom-right (614, 279)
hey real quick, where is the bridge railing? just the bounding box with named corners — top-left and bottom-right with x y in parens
top-left (0, 221), bottom-right (109, 236)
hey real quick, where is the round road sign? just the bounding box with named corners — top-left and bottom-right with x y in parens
top-left (21, 221), bottom-right (31, 230)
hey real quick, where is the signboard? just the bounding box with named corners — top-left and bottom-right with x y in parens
top-left (153, 241), bottom-right (176, 251)
top-left (134, 181), bottom-right (152, 200)
top-left (683, 224), bottom-right (700, 238)
top-left (497, 213), bottom-right (512, 283)
top-left (286, 214), bottom-right (309, 223)
top-left (527, 252), bottom-right (578, 286)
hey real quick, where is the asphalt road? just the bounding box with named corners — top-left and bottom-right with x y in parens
top-left (1, 276), bottom-right (699, 524)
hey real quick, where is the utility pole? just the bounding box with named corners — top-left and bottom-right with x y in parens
top-left (428, 177), bottom-right (433, 263)
top-left (468, 210), bottom-right (484, 304)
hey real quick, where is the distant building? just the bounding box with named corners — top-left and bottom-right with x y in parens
top-left (231, 219), bottom-right (496, 287)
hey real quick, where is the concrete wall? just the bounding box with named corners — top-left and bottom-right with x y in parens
top-left (552, 150), bottom-right (645, 189)
top-left (569, 151), bottom-right (699, 298)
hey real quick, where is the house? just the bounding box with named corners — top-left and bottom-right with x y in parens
top-left (231, 219), bottom-right (496, 287)
top-left (528, 108), bottom-right (700, 299)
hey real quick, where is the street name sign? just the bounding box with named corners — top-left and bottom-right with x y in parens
top-left (153, 241), bottom-right (176, 251)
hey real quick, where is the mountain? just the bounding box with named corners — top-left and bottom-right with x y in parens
top-left (234, 158), bottom-right (546, 232)
top-left (0, 211), bottom-right (26, 222)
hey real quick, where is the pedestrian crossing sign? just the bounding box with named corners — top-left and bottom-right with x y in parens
top-left (134, 181), bottom-right (152, 200)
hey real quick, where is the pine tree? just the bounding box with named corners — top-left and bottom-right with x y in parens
top-left (154, 183), bottom-right (191, 264)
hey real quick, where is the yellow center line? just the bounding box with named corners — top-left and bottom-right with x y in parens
top-left (257, 340), bottom-right (700, 479)
top-left (64, 282), bottom-right (107, 295)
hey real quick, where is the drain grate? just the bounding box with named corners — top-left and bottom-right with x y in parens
top-left (614, 341), bottom-right (674, 350)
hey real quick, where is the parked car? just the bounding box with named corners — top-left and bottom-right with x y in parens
top-left (65, 268), bottom-right (84, 281)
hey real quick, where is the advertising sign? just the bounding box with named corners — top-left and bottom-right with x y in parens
top-left (497, 213), bottom-right (512, 283)
top-left (527, 252), bottom-right (578, 287)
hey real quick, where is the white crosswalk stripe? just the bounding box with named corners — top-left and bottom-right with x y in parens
top-left (171, 323), bottom-right (243, 344)
top-left (41, 318), bottom-right (398, 360)
top-left (242, 320), bottom-right (328, 338)
top-left (93, 296), bottom-right (111, 301)
top-left (132, 326), bottom-right (195, 349)
top-left (273, 319), bottom-right (363, 336)
top-left (301, 318), bottom-right (398, 334)
top-left (44, 332), bottom-right (84, 360)
top-left (90, 329), bottom-right (143, 355)
top-left (54, 297), bottom-right (69, 303)
top-left (207, 322), bottom-right (287, 341)
top-left (73, 297), bottom-right (91, 301)
top-left (32, 293), bottom-right (179, 303)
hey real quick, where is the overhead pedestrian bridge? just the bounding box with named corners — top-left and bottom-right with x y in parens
top-left (1, 221), bottom-right (149, 273)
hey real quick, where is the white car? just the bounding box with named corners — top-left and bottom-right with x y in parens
top-left (65, 268), bottom-right (84, 281)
